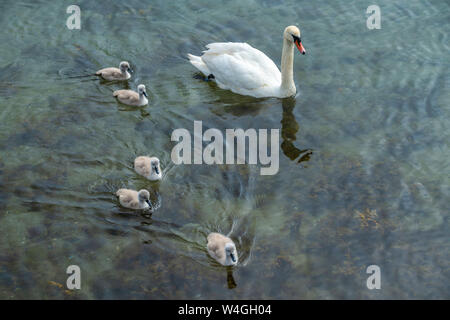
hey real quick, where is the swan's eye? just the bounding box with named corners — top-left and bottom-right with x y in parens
top-left (292, 35), bottom-right (301, 43)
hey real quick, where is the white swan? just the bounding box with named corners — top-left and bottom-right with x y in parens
top-left (188, 25), bottom-right (306, 98)
top-left (116, 189), bottom-right (151, 210)
top-left (207, 232), bottom-right (238, 266)
top-left (96, 61), bottom-right (132, 80)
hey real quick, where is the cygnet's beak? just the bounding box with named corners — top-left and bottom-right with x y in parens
top-left (146, 199), bottom-right (152, 207)
top-left (143, 91), bottom-right (148, 98)
top-left (128, 67), bottom-right (133, 73)
top-left (153, 165), bottom-right (159, 175)
top-left (293, 35), bottom-right (306, 55)
top-left (230, 252), bottom-right (236, 263)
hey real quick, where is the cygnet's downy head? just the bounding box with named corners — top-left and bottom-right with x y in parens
top-left (119, 61), bottom-right (133, 73)
top-left (283, 25), bottom-right (306, 55)
top-left (147, 157), bottom-right (162, 180)
top-left (137, 84), bottom-right (148, 98)
top-left (151, 157), bottom-right (160, 175)
top-left (225, 242), bottom-right (238, 265)
top-left (138, 189), bottom-right (152, 207)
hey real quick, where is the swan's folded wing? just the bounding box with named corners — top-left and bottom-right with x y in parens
top-left (115, 90), bottom-right (139, 103)
top-left (202, 42), bottom-right (281, 91)
top-left (118, 192), bottom-right (133, 203)
top-left (97, 67), bottom-right (121, 77)
top-left (119, 194), bottom-right (139, 209)
top-left (207, 241), bottom-right (218, 254)
top-left (207, 242), bottom-right (224, 260)
top-left (113, 89), bottom-right (126, 97)
top-left (129, 199), bottom-right (140, 208)
top-left (134, 157), bottom-right (151, 176)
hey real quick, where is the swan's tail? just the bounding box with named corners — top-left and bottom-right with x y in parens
top-left (187, 53), bottom-right (211, 76)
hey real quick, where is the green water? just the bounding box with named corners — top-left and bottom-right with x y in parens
top-left (0, 0), bottom-right (448, 299)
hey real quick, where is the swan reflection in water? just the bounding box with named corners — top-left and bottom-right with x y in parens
top-left (227, 267), bottom-right (237, 289)
top-left (281, 97), bottom-right (313, 164)
top-left (212, 94), bottom-right (313, 166)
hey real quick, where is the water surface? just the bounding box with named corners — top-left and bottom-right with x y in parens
top-left (0, 0), bottom-right (448, 299)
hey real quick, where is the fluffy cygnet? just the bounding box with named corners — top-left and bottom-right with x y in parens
top-left (96, 61), bottom-right (132, 80)
top-left (134, 156), bottom-right (162, 181)
top-left (116, 188), bottom-right (151, 210)
top-left (207, 232), bottom-right (238, 266)
top-left (113, 84), bottom-right (148, 106)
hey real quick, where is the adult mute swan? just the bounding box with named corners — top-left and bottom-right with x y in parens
top-left (188, 25), bottom-right (306, 98)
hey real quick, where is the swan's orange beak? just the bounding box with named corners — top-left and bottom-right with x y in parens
top-left (295, 39), bottom-right (306, 55)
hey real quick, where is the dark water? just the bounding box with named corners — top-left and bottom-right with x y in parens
top-left (0, 0), bottom-right (448, 299)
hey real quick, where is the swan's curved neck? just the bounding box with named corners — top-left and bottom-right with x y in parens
top-left (122, 70), bottom-right (131, 79)
top-left (139, 93), bottom-right (147, 101)
top-left (280, 38), bottom-right (295, 96)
